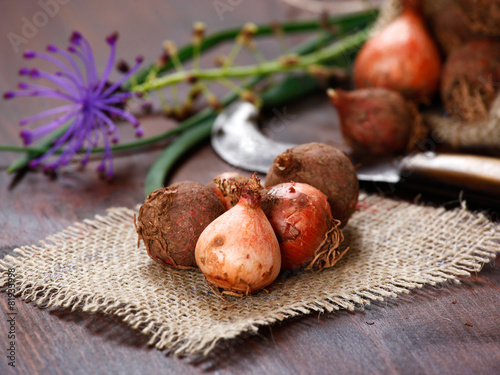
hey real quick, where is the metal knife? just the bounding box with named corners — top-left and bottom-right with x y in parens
top-left (211, 101), bottom-right (500, 198)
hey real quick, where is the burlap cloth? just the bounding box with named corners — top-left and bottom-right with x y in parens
top-left (1, 193), bottom-right (499, 356)
top-left (376, 0), bottom-right (500, 150)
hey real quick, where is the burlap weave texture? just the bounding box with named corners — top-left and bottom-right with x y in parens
top-left (1, 194), bottom-right (498, 356)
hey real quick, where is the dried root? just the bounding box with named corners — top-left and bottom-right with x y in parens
top-left (305, 220), bottom-right (348, 273)
top-left (449, 77), bottom-right (491, 122)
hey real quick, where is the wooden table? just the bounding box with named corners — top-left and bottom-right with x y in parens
top-left (1, 1), bottom-right (499, 374)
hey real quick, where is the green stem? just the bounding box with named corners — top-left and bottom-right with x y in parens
top-left (6, 126), bottom-right (68, 174)
top-left (134, 30), bottom-right (368, 92)
top-left (126, 10), bottom-right (377, 89)
top-left (1, 74), bottom-right (325, 158)
top-left (0, 145), bottom-right (40, 152)
top-left (1, 128), bottom-right (188, 155)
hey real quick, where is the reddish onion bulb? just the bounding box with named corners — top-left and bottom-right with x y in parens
top-left (353, 0), bottom-right (441, 102)
top-left (262, 182), bottom-right (334, 271)
top-left (328, 88), bottom-right (414, 155)
top-left (195, 174), bottom-right (281, 294)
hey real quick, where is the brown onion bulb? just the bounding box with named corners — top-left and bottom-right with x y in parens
top-left (136, 181), bottom-right (225, 269)
top-left (262, 182), bottom-right (334, 271)
top-left (195, 174), bottom-right (281, 294)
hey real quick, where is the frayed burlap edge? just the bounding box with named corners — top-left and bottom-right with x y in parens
top-left (0, 195), bottom-right (499, 356)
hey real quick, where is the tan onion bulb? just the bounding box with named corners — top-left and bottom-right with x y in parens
top-left (195, 174), bottom-right (281, 295)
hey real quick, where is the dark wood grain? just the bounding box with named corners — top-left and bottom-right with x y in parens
top-left (0, 1), bottom-right (499, 374)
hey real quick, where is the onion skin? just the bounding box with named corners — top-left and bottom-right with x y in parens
top-left (136, 181), bottom-right (225, 268)
top-left (353, 0), bottom-right (441, 102)
top-left (262, 182), bottom-right (333, 271)
top-left (206, 172), bottom-right (249, 210)
top-left (195, 175), bottom-right (281, 294)
top-left (328, 88), bottom-right (413, 155)
top-left (265, 142), bottom-right (358, 228)
top-left (440, 39), bottom-right (500, 122)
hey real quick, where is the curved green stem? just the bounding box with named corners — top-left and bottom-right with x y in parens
top-left (143, 72), bottom-right (328, 197)
top-left (0, 145), bottom-right (39, 153)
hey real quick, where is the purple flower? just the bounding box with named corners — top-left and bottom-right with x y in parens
top-left (4, 31), bottom-right (144, 178)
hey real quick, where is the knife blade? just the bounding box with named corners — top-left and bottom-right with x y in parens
top-left (211, 101), bottom-right (296, 174)
top-left (211, 101), bottom-right (500, 198)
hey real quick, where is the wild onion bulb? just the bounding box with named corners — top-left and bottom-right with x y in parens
top-left (262, 182), bottom-right (334, 270)
top-left (328, 88), bottom-right (414, 155)
top-left (195, 174), bottom-right (281, 295)
top-left (136, 181), bottom-right (225, 269)
top-left (353, 0), bottom-right (441, 103)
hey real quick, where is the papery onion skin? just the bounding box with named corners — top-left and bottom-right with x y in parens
top-left (206, 172), bottom-right (249, 210)
top-left (195, 174), bottom-right (281, 294)
top-left (328, 88), bottom-right (413, 155)
top-left (262, 182), bottom-right (333, 271)
top-left (265, 142), bottom-right (358, 228)
top-left (353, 0), bottom-right (441, 102)
top-left (136, 181), bottom-right (225, 268)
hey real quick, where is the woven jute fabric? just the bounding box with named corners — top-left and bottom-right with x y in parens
top-left (1, 194), bottom-right (498, 356)
top-left (376, 0), bottom-right (500, 150)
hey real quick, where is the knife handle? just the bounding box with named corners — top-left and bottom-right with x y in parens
top-left (400, 153), bottom-right (500, 197)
